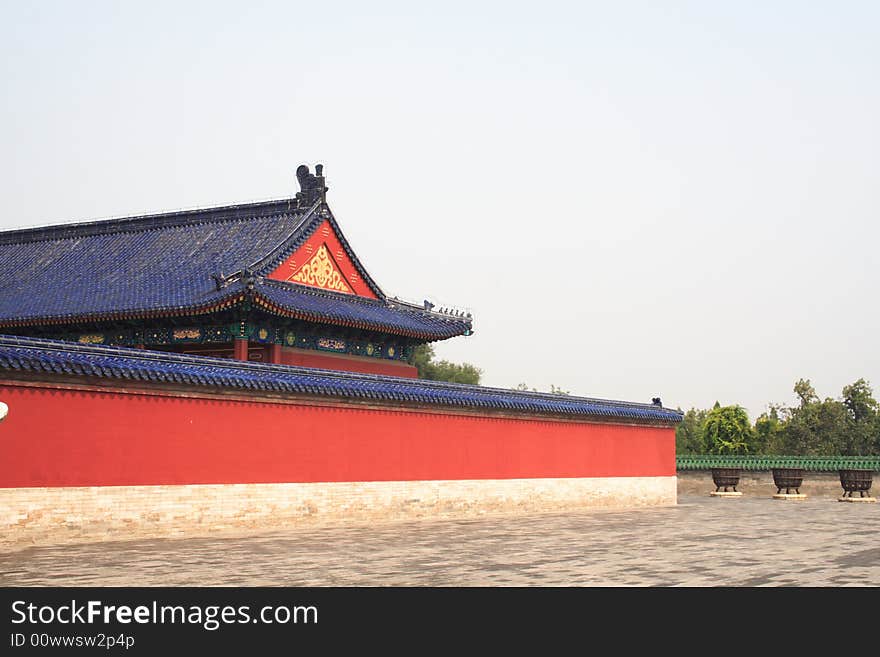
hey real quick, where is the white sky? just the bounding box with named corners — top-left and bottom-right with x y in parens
top-left (1, 1), bottom-right (878, 418)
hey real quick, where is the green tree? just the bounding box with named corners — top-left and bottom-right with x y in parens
top-left (874, 413), bottom-right (880, 455)
top-left (812, 398), bottom-right (849, 455)
top-left (407, 344), bottom-right (482, 385)
top-left (753, 404), bottom-right (784, 454)
top-left (674, 379), bottom-right (880, 457)
top-left (777, 379), bottom-right (849, 456)
top-left (777, 398), bottom-right (844, 455)
top-left (675, 407), bottom-right (708, 454)
top-left (841, 378), bottom-right (879, 456)
top-left (774, 377), bottom-right (880, 456)
top-left (793, 378), bottom-right (819, 407)
top-left (407, 343), bottom-right (435, 377)
top-left (703, 405), bottom-right (754, 455)
top-left (842, 379), bottom-right (878, 423)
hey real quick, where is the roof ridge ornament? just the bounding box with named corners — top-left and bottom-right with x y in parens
top-left (241, 267), bottom-right (257, 294)
top-left (295, 164), bottom-right (328, 206)
top-left (211, 272), bottom-right (229, 291)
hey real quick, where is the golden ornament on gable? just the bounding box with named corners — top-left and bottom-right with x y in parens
top-left (286, 244), bottom-right (352, 294)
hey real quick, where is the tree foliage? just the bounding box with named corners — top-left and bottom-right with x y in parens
top-left (753, 405), bottom-right (784, 454)
top-left (793, 378), bottom-right (819, 407)
top-left (680, 378), bottom-right (880, 456)
top-left (703, 405), bottom-right (754, 455)
top-left (407, 344), bottom-right (482, 385)
top-left (675, 407), bottom-right (708, 454)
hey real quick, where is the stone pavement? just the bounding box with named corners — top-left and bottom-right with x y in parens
top-left (1, 494), bottom-right (878, 586)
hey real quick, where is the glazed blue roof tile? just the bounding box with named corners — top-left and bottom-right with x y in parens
top-left (0, 336), bottom-right (683, 424)
top-left (254, 280), bottom-right (471, 339)
top-left (0, 198), bottom-right (472, 340)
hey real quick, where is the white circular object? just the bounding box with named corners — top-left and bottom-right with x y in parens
top-left (0, 401), bottom-right (7, 422)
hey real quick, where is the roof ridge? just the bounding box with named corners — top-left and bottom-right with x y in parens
top-left (0, 334), bottom-right (683, 421)
top-left (245, 198), bottom-right (323, 274)
top-left (256, 278), bottom-right (470, 323)
top-left (0, 197), bottom-right (305, 245)
top-left (249, 203), bottom-right (388, 301)
top-left (322, 207), bottom-right (386, 299)
top-left (257, 277), bottom-right (387, 305)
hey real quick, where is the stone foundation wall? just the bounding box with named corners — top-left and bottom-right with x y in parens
top-left (0, 476), bottom-right (676, 550)
top-left (677, 470), bottom-right (847, 498)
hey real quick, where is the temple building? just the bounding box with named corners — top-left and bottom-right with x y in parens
top-left (0, 164), bottom-right (681, 548)
top-left (0, 165), bottom-right (472, 378)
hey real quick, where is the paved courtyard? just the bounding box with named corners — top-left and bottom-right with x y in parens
top-left (2, 494), bottom-right (878, 586)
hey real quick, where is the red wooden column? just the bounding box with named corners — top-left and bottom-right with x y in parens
top-left (270, 343), bottom-right (282, 364)
top-left (233, 338), bottom-right (249, 361)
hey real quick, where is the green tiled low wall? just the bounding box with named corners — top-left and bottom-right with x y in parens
top-left (676, 455), bottom-right (880, 472)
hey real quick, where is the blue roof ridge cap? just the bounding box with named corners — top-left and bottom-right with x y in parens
top-left (0, 197), bottom-right (306, 245)
top-left (385, 298), bottom-right (474, 325)
top-left (245, 198), bottom-right (323, 274)
top-left (253, 280), bottom-right (473, 333)
top-left (256, 278), bottom-right (390, 306)
top-left (0, 335), bottom-right (681, 418)
top-left (248, 200), bottom-right (387, 301)
top-left (251, 285), bottom-right (472, 340)
top-left (256, 278), bottom-right (470, 322)
top-left (321, 205), bottom-right (386, 299)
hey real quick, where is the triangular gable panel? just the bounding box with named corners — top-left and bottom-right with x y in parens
top-left (267, 220), bottom-right (379, 299)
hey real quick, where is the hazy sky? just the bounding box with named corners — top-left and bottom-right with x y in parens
top-left (1, 1), bottom-right (878, 418)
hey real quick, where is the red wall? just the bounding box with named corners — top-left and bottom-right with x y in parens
top-left (0, 383), bottom-right (675, 488)
top-left (280, 348), bottom-right (418, 378)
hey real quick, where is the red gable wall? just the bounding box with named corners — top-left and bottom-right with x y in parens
top-left (267, 220), bottom-right (378, 299)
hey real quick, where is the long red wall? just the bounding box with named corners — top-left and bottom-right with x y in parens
top-left (0, 383), bottom-right (675, 488)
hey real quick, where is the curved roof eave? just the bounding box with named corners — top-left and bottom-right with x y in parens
top-left (0, 335), bottom-right (684, 425)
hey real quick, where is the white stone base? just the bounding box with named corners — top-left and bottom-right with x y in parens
top-left (773, 493), bottom-right (807, 500)
top-left (709, 491), bottom-right (743, 497)
top-left (0, 476), bottom-right (677, 549)
top-left (838, 495), bottom-right (877, 503)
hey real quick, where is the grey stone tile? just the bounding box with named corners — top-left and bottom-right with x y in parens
top-left (1, 494), bottom-right (878, 586)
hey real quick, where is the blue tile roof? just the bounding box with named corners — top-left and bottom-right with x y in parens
top-left (254, 280), bottom-right (472, 340)
top-left (0, 335), bottom-right (683, 424)
top-left (0, 198), bottom-right (472, 340)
